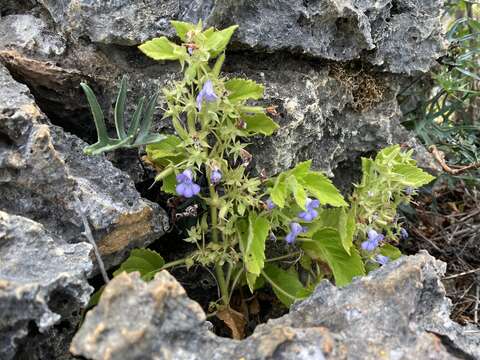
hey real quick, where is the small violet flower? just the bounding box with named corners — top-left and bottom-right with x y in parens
top-left (285, 222), bottom-right (307, 245)
top-left (298, 198), bottom-right (320, 222)
top-left (176, 169), bottom-right (201, 198)
top-left (400, 227), bottom-right (409, 240)
top-left (361, 229), bottom-right (384, 252)
top-left (405, 186), bottom-right (414, 195)
top-left (375, 255), bottom-right (390, 266)
top-left (196, 80), bottom-right (218, 110)
top-left (210, 169), bottom-right (222, 184)
top-left (265, 198), bottom-right (276, 210)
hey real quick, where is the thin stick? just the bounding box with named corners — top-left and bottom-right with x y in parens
top-left (74, 193), bottom-right (110, 284)
top-left (429, 145), bottom-right (480, 175)
top-left (443, 267), bottom-right (480, 280)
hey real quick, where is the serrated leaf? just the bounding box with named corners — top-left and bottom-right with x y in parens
top-left (380, 244), bottom-right (402, 260)
top-left (301, 228), bottom-right (365, 286)
top-left (309, 208), bottom-right (356, 254)
top-left (262, 264), bottom-right (306, 307)
top-left (392, 164), bottom-right (435, 187)
top-left (242, 113), bottom-right (279, 136)
top-left (204, 25), bottom-right (238, 57)
top-left (146, 135), bottom-right (185, 166)
top-left (239, 213), bottom-right (269, 276)
top-left (301, 173), bottom-right (347, 207)
top-left (113, 248), bottom-right (165, 281)
top-left (161, 171), bottom-right (177, 194)
top-left (170, 21), bottom-right (195, 41)
top-left (287, 175), bottom-right (307, 210)
top-left (139, 37), bottom-right (187, 61)
top-left (225, 78), bottom-right (264, 102)
top-left (270, 173), bottom-right (288, 208)
top-left (290, 160), bottom-right (312, 179)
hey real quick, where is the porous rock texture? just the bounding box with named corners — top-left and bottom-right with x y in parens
top-left (0, 63), bottom-right (168, 269)
top-left (0, 211), bottom-right (92, 360)
top-left (0, 0), bottom-right (443, 181)
top-left (71, 252), bottom-right (480, 360)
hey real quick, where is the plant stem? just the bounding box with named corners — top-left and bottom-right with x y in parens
top-left (161, 258), bottom-right (188, 270)
top-left (266, 252), bottom-right (302, 263)
top-left (209, 182), bottom-right (229, 306)
top-left (215, 263), bottom-right (229, 306)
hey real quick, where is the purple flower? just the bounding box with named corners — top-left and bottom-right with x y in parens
top-left (188, 47), bottom-right (194, 55)
top-left (285, 222), bottom-right (307, 244)
top-left (196, 80), bottom-right (218, 110)
top-left (375, 255), bottom-right (390, 266)
top-left (298, 198), bottom-right (320, 221)
top-left (269, 232), bottom-right (277, 242)
top-left (210, 169), bottom-right (222, 184)
top-left (361, 229), bottom-right (384, 252)
top-left (400, 228), bottom-right (408, 240)
top-left (176, 169), bottom-right (201, 198)
top-left (265, 198), bottom-right (276, 210)
top-left (405, 187), bottom-right (414, 195)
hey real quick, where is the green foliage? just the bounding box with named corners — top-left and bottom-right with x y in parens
top-left (301, 228), bottom-right (365, 286)
top-left (81, 76), bottom-right (165, 155)
top-left (113, 249), bottom-right (165, 281)
top-left (82, 21), bottom-right (435, 316)
top-left (401, 1), bottom-right (480, 184)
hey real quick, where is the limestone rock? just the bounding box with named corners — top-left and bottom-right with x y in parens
top-left (71, 253), bottom-right (480, 360)
top-left (36, 0), bottom-right (445, 74)
top-left (0, 8), bottom-right (442, 183)
top-left (0, 63), bottom-right (168, 269)
top-left (0, 211), bottom-right (92, 360)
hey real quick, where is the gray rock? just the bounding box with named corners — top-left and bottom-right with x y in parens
top-left (0, 62), bottom-right (168, 269)
top-left (0, 9), bottom-right (441, 183)
top-left (0, 210), bottom-right (93, 360)
top-left (36, 0), bottom-right (445, 74)
top-left (71, 253), bottom-right (480, 360)
top-left (0, 14), bottom-right (65, 57)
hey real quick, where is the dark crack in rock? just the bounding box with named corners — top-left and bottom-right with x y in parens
top-left (71, 253), bottom-right (480, 360)
top-left (0, 63), bottom-right (168, 270)
top-left (0, 211), bottom-right (93, 360)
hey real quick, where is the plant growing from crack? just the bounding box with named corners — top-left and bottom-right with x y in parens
top-left (81, 21), bottom-right (435, 338)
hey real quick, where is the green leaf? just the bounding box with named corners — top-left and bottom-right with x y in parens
top-left (204, 25), bottom-right (238, 57)
top-left (225, 78), bottom-right (264, 102)
top-left (242, 113), bottom-right (279, 136)
top-left (161, 171), bottom-right (177, 194)
top-left (270, 173), bottom-right (288, 208)
top-left (139, 37), bottom-right (187, 61)
top-left (301, 173), bottom-right (347, 207)
top-left (113, 248), bottom-right (165, 281)
top-left (146, 135), bottom-right (184, 166)
top-left (392, 164), bottom-right (435, 187)
top-left (170, 21), bottom-right (195, 41)
top-left (114, 75), bottom-right (128, 140)
top-left (239, 213), bottom-right (270, 276)
top-left (287, 175), bottom-right (307, 210)
top-left (262, 264), bottom-right (306, 307)
top-left (290, 160), bottom-right (312, 179)
top-left (311, 208), bottom-right (355, 254)
top-left (301, 228), bottom-right (365, 286)
top-left (380, 244), bottom-right (402, 260)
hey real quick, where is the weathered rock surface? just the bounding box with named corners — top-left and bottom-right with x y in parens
top-left (71, 252), bottom-right (480, 360)
top-left (37, 0), bottom-right (445, 74)
top-left (0, 62), bottom-right (168, 269)
top-left (0, 211), bottom-right (92, 360)
top-left (0, 8), bottom-right (442, 180)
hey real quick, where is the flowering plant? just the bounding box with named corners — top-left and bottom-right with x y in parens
top-left (81, 21), bottom-right (435, 336)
